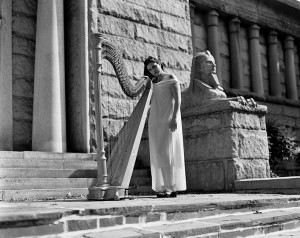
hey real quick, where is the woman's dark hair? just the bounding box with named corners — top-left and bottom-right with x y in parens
top-left (143, 56), bottom-right (165, 79)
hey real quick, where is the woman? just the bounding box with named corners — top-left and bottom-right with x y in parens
top-left (144, 56), bottom-right (186, 198)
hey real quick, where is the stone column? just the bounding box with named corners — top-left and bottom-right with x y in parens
top-left (189, 3), bottom-right (196, 54)
top-left (249, 24), bottom-right (264, 95)
top-left (229, 18), bottom-right (243, 90)
top-left (268, 31), bottom-right (281, 97)
top-left (284, 36), bottom-right (298, 100)
top-left (65, 0), bottom-right (90, 152)
top-left (0, 0), bottom-right (13, 150)
top-left (207, 10), bottom-right (222, 83)
top-left (32, 0), bottom-right (66, 152)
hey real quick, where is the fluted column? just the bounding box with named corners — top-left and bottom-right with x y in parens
top-left (229, 18), bottom-right (243, 90)
top-left (284, 36), bottom-right (298, 100)
top-left (249, 24), bottom-right (264, 95)
top-left (268, 31), bottom-right (281, 97)
top-left (207, 10), bottom-right (222, 83)
top-left (0, 0), bottom-right (13, 150)
top-left (32, 0), bottom-right (66, 152)
top-left (189, 3), bottom-right (196, 54)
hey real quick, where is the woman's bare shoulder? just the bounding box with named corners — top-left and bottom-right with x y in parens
top-left (166, 74), bottom-right (178, 81)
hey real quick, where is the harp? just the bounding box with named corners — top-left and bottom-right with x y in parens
top-left (88, 33), bottom-right (152, 200)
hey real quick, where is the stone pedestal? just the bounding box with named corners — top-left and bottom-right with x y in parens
top-left (182, 100), bottom-right (270, 192)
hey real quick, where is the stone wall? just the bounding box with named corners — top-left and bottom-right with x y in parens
top-left (8, 0), bottom-right (300, 153)
top-left (88, 0), bottom-right (193, 153)
top-left (11, 0), bottom-right (37, 151)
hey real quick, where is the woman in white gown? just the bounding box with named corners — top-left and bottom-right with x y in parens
top-left (144, 56), bottom-right (186, 198)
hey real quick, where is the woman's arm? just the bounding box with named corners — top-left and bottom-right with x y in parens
top-left (170, 75), bottom-right (181, 132)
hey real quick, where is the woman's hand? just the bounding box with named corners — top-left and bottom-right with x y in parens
top-left (169, 118), bottom-right (177, 132)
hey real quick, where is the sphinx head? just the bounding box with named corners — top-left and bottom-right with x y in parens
top-left (190, 50), bottom-right (221, 89)
top-left (194, 50), bottom-right (216, 76)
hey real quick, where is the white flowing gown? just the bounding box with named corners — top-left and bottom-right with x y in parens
top-left (148, 75), bottom-right (186, 192)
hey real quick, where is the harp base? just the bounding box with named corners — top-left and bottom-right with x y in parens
top-left (87, 186), bottom-right (125, 201)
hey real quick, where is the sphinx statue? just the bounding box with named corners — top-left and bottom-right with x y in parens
top-left (182, 50), bottom-right (256, 108)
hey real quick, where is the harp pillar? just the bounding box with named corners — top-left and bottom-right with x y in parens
top-left (87, 33), bottom-right (120, 200)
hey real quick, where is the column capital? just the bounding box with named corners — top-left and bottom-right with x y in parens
top-left (284, 36), bottom-right (294, 50)
top-left (249, 24), bottom-right (260, 40)
top-left (268, 31), bottom-right (278, 45)
top-left (229, 18), bottom-right (240, 33)
top-left (207, 10), bottom-right (219, 26)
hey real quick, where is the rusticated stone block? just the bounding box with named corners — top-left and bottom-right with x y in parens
top-left (223, 112), bottom-right (261, 130)
top-left (183, 129), bottom-right (238, 161)
top-left (13, 96), bottom-right (33, 120)
top-left (102, 35), bottom-right (158, 61)
top-left (135, 24), bottom-right (190, 52)
top-left (183, 113), bottom-right (223, 134)
top-left (237, 130), bottom-right (269, 159)
top-left (161, 14), bottom-right (191, 35)
top-left (12, 0), bottom-right (37, 16)
top-left (101, 96), bottom-right (136, 118)
top-left (13, 77), bottom-right (34, 98)
top-left (126, 0), bottom-right (187, 18)
top-left (12, 55), bottom-right (34, 77)
top-left (98, 14), bottom-right (135, 39)
top-left (100, 0), bottom-right (160, 28)
top-left (12, 36), bottom-right (35, 57)
top-left (159, 47), bottom-right (192, 70)
top-left (229, 158), bottom-right (270, 181)
top-left (12, 15), bottom-right (36, 39)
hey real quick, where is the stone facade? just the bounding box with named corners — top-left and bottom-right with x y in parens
top-left (2, 0), bottom-right (300, 160)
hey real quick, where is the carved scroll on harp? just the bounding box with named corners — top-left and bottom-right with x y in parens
top-left (101, 39), bottom-right (153, 189)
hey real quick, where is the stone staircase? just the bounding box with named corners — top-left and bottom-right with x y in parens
top-left (0, 151), bottom-right (152, 201)
top-left (2, 195), bottom-right (300, 238)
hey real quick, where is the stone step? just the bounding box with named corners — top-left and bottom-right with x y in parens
top-left (0, 158), bottom-right (97, 169)
top-left (1, 188), bottom-right (89, 201)
top-left (0, 186), bottom-right (153, 201)
top-left (4, 207), bottom-right (300, 238)
top-left (235, 177), bottom-right (300, 194)
top-left (0, 168), bottom-right (150, 179)
top-left (0, 168), bottom-right (98, 178)
top-left (0, 178), bottom-right (98, 190)
top-left (0, 151), bottom-right (95, 160)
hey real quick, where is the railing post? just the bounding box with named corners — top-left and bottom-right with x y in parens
top-left (88, 33), bottom-right (119, 200)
